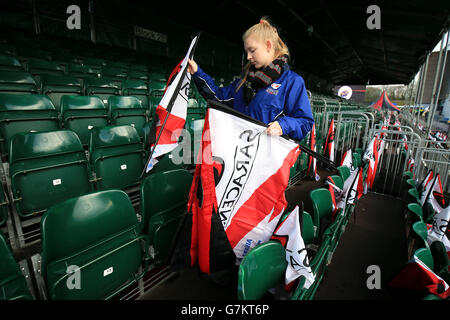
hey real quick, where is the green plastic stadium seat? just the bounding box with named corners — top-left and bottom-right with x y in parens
top-left (127, 70), bottom-right (149, 82)
top-left (85, 77), bottom-right (120, 105)
top-left (328, 175), bottom-right (344, 190)
top-left (407, 188), bottom-right (420, 203)
top-left (89, 125), bottom-right (145, 190)
top-left (407, 203), bottom-right (423, 224)
top-left (68, 63), bottom-right (98, 88)
top-left (184, 118), bottom-right (204, 166)
top-left (0, 71), bottom-right (38, 94)
top-left (0, 231), bottom-right (33, 300)
top-left (128, 64), bottom-right (148, 73)
top-left (411, 221), bottom-right (429, 250)
top-left (60, 96), bottom-right (109, 146)
top-left (101, 68), bottom-right (127, 89)
top-left (149, 72), bottom-right (167, 82)
top-left (302, 211), bottom-right (316, 247)
top-left (149, 80), bottom-right (166, 118)
top-left (337, 165), bottom-right (351, 182)
top-left (41, 75), bottom-right (82, 113)
top-left (9, 130), bottom-right (93, 217)
top-left (27, 58), bottom-right (65, 89)
top-left (108, 96), bottom-right (146, 137)
top-left (237, 241), bottom-right (287, 300)
top-left (352, 152), bottom-right (361, 168)
top-left (403, 171), bottom-right (413, 179)
top-left (140, 169), bottom-right (193, 266)
top-left (414, 247), bottom-right (434, 271)
top-left (0, 183), bottom-right (8, 226)
top-left (122, 80), bottom-right (150, 110)
top-left (40, 190), bottom-right (150, 299)
top-left (309, 188), bottom-right (341, 239)
top-left (406, 178), bottom-right (417, 189)
top-left (0, 94), bottom-right (60, 157)
top-left (0, 54), bottom-right (24, 72)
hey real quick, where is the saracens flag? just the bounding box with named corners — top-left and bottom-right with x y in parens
top-left (144, 35), bottom-right (199, 173)
top-left (323, 119), bottom-right (335, 162)
top-left (427, 205), bottom-right (450, 259)
top-left (340, 148), bottom-right (353, 170)
top-left (420, 173), bottom-right (446, 213)
top-left (170, 101), bottom-right (300, 274)
top-left (389, 252), bottom-right (450, 299)
top-left (363, 137), bottom-right (379, 190)
top-left (270, 206), bottom-right (315, 290)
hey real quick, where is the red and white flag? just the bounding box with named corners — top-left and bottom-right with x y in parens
top-left (308, 124), bottom-right (320, 181)
top-left (427, 205), bottom-right (450, 258)
top-left (325, 176), bottom-right (343, 220)
top-left (271, 206), bottom-right (315, 289)
top-left (389, 253), bottom-right (450, 299)
top-left (340, 149), bottom-right (353, 170)
top-left (171, 104), bottom-right (300, 274)
top-left (420, 173), bottom-right (446, 213)
top-left (323, 119), bottom-right (335, 162)
top-left (145, 35), bottom-right (199, 172)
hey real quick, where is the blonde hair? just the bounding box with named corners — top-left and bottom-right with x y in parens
top-left (237, 17), bottom-right (290, 91)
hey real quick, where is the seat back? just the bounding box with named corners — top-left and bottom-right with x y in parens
top-left (412, 221), bottom-right (429, 249)
top-left (148, 80), bottom-right (166, 117)
top-left (408, 188), bottom-right (420, 203)
top-left (352, 152), bottom-right (361, 168)
top-left (310, 188), bottom-right (333, 230)
top-left (122, 80), bottom-right (149, 110)
top-left (89, 125), bottom-right (144, 190)
top-left (337, 165), bottom-right (351, 182)
top-left (406, 178), bottom-right (417, 189)
top-left (0, 231), bottom-right (32, 300)
top-left (414, 247), bottom-right (434, 271)
top-left (127, 70), bottom-right (149, 82)
top-left (0, 71), bottom-right (38, 94)
top-left (237, 241), bottom-right (287, 300)
top-left (27, 58), bottom-right (65, 88)
top-left (108, 96), bottom-right (146, 138)
top-left (9, 130), bottom-right (93, 217)
top-left (41, 190), bottom-right (146, 299)
top-left (328, 175), bottom-right (344, 190)
top-left (0, 93), bottom-right (60, 157)
top-left (0, 54), bottom-right (23, 72)
top-left (140, 168), bottom-right (192, 234)
top-left (302, 211), bottom-right (315, 245)
top-left (41, 75), bottom-right (82, 112)
top-left (60, 95), bottom-right (108, 146)
top-left (407, 203), bottom-right (423, 222)
top-left (85, 77), bottom-right (120, 105)
top-left (0, 182), bottom-right (9, 226)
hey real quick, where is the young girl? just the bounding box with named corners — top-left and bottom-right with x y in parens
top-left (187, 17), bottom-right (314, 141)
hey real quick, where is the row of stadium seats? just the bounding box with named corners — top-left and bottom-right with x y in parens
top-left (0, 93), bottom-right (209, 160)
top-left (0, 167), bottom-right (193, 299)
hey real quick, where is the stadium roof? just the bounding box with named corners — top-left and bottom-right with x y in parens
top-left (131, 0), bottom-right (449, 85)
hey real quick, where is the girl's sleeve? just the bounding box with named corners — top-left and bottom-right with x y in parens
top-left (192, 66), bottom-right (238, 107)
top-left (276, 76), bottom-right (314, 141)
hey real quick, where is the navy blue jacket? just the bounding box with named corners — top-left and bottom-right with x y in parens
top-left (192, 65), bottom-right (314, 141)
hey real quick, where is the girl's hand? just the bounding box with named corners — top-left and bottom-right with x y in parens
top-left (266, 121), bottom-right (283, 136)
top-left (187, 59), bottom-right (198, 74)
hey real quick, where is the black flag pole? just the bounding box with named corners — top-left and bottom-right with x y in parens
top-left (140, 33), bottom-right (200, 177)
top-left (207, 100), bottom-right (338, 171)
